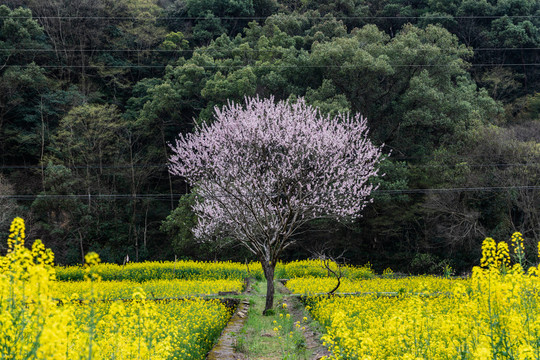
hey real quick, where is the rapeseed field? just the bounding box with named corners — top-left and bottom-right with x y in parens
top-left (297, 234), bottom-right (540, 360)
top-left (0, 218), bottom-right (233, 360)
top-left (4, 216), bottom-right (540, 359)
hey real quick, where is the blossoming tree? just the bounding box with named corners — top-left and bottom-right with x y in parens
top-left (169, 97), bottom-right (382, 314)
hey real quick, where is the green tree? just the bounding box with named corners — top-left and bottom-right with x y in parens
top-left (309, 24), bottom-right (499, 157)
top-left (42, 105), bottom-right (132, 262)
top-left (0, 5), bottom-right (45, 65)
top-left (421, 122), bottom-right (540, 268)
top-left (161, 193), bottom-right (197, 257)
top-left (0, 65), bottom-right (49, 161)
top-left (164, 0), bottom-right (257, 45)
top-left (0, 174), bottom-right (23, 249)
top-left (31, 164), bottom-right (89, 263)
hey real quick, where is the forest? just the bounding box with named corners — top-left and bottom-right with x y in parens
top-left (0, 0), bottom-right (538, 273)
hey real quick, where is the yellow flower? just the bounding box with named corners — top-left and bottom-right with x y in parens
top-left (511, 232), bottom-right (524, 254)
top-left (85, 252), bottom-right (101, 266)
top-left (496, 241), bottom-right (510, 269)
top-left (481, 237), bottom-right (497, 269)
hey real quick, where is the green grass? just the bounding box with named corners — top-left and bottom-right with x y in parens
top-left (232, 280), bottom-right (313, 360)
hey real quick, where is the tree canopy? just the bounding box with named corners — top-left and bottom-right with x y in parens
top-left (169, 97), bottom-right (382, 312)
top-left (0, 0), bottom-right (538, 273)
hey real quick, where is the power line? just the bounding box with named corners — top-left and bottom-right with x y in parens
top-left (0, 194), bottom-right (181, 201)
top-left (3, 63), bottom-right (540, 69)
top-left (5, 47), bottom-right (540, 53)
top-left (0, 159), bottom-right (540, 170)
top-left (379, 186), bottom-right (540, 194)
top-left (1, 162), bottom-right (540, 170)
top-left (0, 164), bottom-right (168, 169)
top-left (2, 15), bottom-right (540, 20)
top-left (2, 186), bottom-right (540, 201)
top-left (408, 163), bottom-right (540, 169)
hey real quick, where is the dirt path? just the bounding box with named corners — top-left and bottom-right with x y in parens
top-left (277, 281), bottom-right (331, 360)
top-left (207, 280), bottom-right (330, 360)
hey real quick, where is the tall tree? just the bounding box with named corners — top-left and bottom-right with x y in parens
top-left (164, 0), bottom-right (258, 45)
top-left (169, 97), bottom-right (382, 313)
top-left (0, 174), bottom-right (21, 247)
top-left (42, 104), bottom-right (130, 262)
top-left (0, 5), bottom-right (50, 164)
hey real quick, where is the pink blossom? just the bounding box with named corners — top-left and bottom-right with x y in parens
top-left (169, 96), bottom-right (382, 261)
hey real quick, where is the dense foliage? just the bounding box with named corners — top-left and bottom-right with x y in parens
top-left (0, 0), bottom-right (539, 271)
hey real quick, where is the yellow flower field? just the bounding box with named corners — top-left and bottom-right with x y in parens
top-left (304, 234), bottom-right (540, 360)
top-left (54, 278), bottom-right (244, 300)
top-left (309, 269), bottom-right (540, 359)
top-left (286, 275), bottom-right (467, 295)
top-left (277, 259), bottom-right (374, 280)
top-left (56, 258), bottom-right (263, 281)
top-left (6, 217), bottom-right (540, 360)
top-left (0, 218), bottom-right (233, 360)
top-left (55, 258), bottom-right (372, 283)
top-left (1, 292), bottom-right (232, 360)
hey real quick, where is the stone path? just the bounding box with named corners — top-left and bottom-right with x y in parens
top-left (207, 298), bottom-right (250, 360)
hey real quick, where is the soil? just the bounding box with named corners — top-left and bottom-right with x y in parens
top-left (277, 281), bottom-right (331, 360)
top-left (207, 279), bottom-right (331, 360)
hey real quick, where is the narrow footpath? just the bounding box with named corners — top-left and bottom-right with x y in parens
top-left (278, 281), bottom-right (330, 360)
top-left (207, 279), bottom-right (330, 360)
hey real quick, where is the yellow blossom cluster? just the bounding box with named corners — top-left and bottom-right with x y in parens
top-left (511, 231), bottom-right (525, 254)
top-left (54, 278), bottom-right (244, 300)
top-left (511, 231), bottom-right (526, 266)
top-left (480, 237), bottom-right (497, 268)
top-left (1, 218), bottom-right (234, 360)
top-left (381, 267), bottom-right (394, 278)
top-left (481, 237), bottom-right (514, 271)
top-left (496, 240), bottom-right (511, 269)
top-left (57, 258), bottom-right (264, 281)
top-left (277, 259), bottom-right (374, 279)
top-left (7, 216), bottom-right (25, 249)
top-left (304, 233), bottom-right (540, 360)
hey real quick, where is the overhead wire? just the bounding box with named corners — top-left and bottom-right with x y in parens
top-left (2, 64), bottom-right (539, 68)
top-left (0, 164), bottom-right (169, 169)
top-left (1, 161), bottom-right (540, 170)
top-left (2, 15), bottom-right (540, 20)
top-left (2, 185), bottom-right (540, 202)
top-left (5, 47), bottom-right (540, 52)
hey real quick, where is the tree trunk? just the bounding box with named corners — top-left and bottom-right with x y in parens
top-left (261, 259), bottom-right (275, 315)
top-left (160, 126), bottom-right (175, 210)
top-left (78, 229), bottom-right (85, 264)
top-left (40, 96), bottom-right (46, 191)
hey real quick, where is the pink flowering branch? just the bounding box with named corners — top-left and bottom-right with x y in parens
top-left (169, 96), bottom-right (383, 313)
